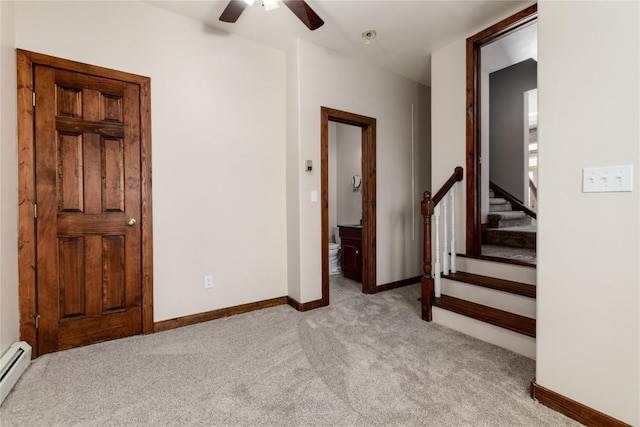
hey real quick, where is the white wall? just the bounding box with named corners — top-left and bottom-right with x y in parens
top-left (290, 39), bottom-right (430, 302)
top-left (285, 39), bottom-right (302, 302)
top-left (336, 123), bottom-right (362, 226)
top-left (14, 1), bottom-right (288, 322)
top-left (431, 37), bottom-right (468, 255)
top-left (328, 122), bottom-right (362, 243)
top-left (432, 1), bottom-right (639, 424)
top-left (328, 122), bottom-right (337, 243)
top-left (0, 0), bottom-right (19, 355)
top-left (481, 61), bottom-right (490, 222)
top-left (536, 1), bottom-right (639, 425)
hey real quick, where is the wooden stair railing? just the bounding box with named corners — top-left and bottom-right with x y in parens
top-left (490, 181), bottom-right (536, 220)
top-left (421, 166), bottom-right (463, 321)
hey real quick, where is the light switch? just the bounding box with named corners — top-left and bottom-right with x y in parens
top-left (311, 190), bottom-right (318, 202)
top-left (583, 165), bottom-right (633, 192)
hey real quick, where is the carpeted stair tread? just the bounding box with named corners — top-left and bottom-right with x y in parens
top-left (497, 225), bottom-right (537, 232)
top-left (434, 294), bottom-right (536, 337)
top-left (489, 211), bottom-right (529, 219)
top-left (489, 201), bottom-right (512, 212)
top-left (487, 211), bottom-right (533, 228)
top-left (442, 271), bottom-right (536, 298)
top-left (489, 197), bottom-right (508, 205)
top-left (485, 227), bottom-right (536, 249)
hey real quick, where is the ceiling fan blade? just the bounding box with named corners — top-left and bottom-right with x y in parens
top-left (282, 1), bottom-right (325, 31)
top-left (219, 0), bottom-right (249, 23)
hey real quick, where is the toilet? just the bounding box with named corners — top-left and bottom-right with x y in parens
top-left (329, 227), bottom-right (341, 275)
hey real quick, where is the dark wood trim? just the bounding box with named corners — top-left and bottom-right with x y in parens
top-left (17, 50), bottom-right (37, 354)
top-left (18, 50), bottom-right (151, 85)
top-left (530, 380), bottom-right (632, 427)
top-left (287, 296), bottom-right (327, 312)
top-left (285, 275), bottom-right (415, 310)
top-left (155, 297), bottom-right (287, 332)
top-left (466, 4), bottom-right (538, 255)
top-left (375, 276), bottom-right (421, 293)
top-left (17, 49), bottom-right (154, 356)
top-left (466, 30), bottom-right (481, 255)
top-left (434, 294), bottom-right (535, 337)
top-left (442, 271), bottom-right (535, 298)
top-left (457, 252), bottom-right (536, 268)
top-left (490, 181), bottom-right (536, 219)
top-left (321, 107), bottom-right (377, 301)
top-left (138, 70), bottom-right (154, 335)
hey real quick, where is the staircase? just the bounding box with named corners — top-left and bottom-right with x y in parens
top-left (420, 168), bottom-right (537, 360)
top-left (432, 256), bottom-right (536, 358)
top-left (484, 189), bottom-right (536, 249)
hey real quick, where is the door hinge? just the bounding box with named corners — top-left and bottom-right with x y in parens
top-left (34, 204), bottom-right (37, 219)
top-left (32, 92), bottom-right (36, 107)
top-left (31, 313), bottom-right (40, 329)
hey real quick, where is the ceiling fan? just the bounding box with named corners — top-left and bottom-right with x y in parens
top-left (219, 0), bottom-right (325, 31)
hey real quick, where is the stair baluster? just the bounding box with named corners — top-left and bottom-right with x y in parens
top-left (443, 197), bottom-right (449, 276)
top-left (421, 167), bottom-right (463, 321)
top-left (434, 203), bottom-right (441, 298)
top-left (450, 188), bottom-right (457, 273)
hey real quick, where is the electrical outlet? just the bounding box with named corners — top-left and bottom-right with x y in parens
top-left (204, 275), bottom-right (213, 289)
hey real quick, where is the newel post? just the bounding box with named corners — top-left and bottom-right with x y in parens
top-left (421, 191), bottom-right (434, 321)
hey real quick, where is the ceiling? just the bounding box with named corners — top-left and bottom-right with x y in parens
top-left (483, 21), bottom-right (537, 74)
top-left (145, 0), bottom-right (533, 86)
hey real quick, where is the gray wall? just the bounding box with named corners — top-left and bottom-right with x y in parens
top-left (489, 58), bottom-right (537, 201)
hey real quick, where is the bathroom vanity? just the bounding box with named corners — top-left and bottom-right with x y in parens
top-left (338, 225), bottom-right (362, 282)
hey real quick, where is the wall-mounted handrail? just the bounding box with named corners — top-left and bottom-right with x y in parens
top-left (490, 181), bottom-right (537, 219)
top-left (421, 167), bottom-right (463, 321)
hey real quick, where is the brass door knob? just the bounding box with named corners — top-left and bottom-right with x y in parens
top-left (126, 218), bottom-right (137, 227)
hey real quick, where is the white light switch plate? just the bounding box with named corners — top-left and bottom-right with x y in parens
top-left (311, 190), bottom-right (318, 202)
top-left (583, 165), bottom-right (633, 192)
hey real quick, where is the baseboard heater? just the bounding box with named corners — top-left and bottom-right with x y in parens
top-left (0, 341), bottom-right (32, 406)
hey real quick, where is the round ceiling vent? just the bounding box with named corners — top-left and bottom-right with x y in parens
top-left (361, 29), bottom-right (377, 44)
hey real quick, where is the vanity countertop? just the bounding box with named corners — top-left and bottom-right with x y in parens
top-left (338, 224), bottom-right (362, 229)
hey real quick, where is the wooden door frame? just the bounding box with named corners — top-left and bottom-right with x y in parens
top-left (465, 5), bottom-right (538, 254)
top-left (16, 50), bottom-right (154, 355)
top-left (321, 107), bottom-right (376, 301)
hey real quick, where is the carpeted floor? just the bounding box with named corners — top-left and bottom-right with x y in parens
top-left (0, 279), bottom-right (577, 426)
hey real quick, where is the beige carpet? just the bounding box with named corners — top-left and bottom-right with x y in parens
top-left (0, 279), bottom-right (577, 426)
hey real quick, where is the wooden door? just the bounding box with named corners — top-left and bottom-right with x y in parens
top-left (32, 64), bottom-right (144, 354)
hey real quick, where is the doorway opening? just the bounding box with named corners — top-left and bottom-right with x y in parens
top-left (320, 107), bottom-right (376, 304)
top-left (466, 5), bottom-right (538, 264)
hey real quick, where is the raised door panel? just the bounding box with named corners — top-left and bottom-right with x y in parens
top-left (35, 65), bottom-right (143, 354)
